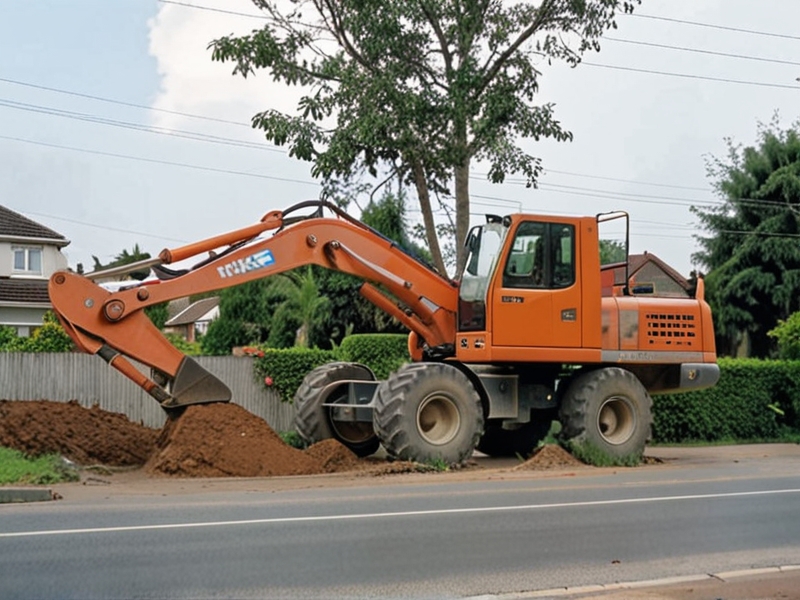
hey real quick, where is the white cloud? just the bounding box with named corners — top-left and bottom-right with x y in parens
top-left (147, 0), bottom-right (307, 133)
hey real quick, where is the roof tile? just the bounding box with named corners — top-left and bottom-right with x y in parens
top-left (0, 205), bottom-right (67, 241)
top-left (0, 279), bottom-right (51, 304)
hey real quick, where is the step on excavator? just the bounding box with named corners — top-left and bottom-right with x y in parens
top-left (49, 200), bottom-right (719, 464)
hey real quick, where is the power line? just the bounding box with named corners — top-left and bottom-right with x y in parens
top-left (604, 37), bottom-right (800, 67)
top-left (583, 62), bottom-right (800, 90)
top-left (0, 77), bottom-right (253, 129)
top-left (18, 210), bottom-right (190, 245)
top-left (543, 169), bottom-right (710, 192)
top-left (156, 0), bottom-right (267, 19)
top-left (0, 80), bottom-right (723, 202)
top-left (0, 98), bottom-right (283, 154)
top-left (4, 131), bottom-right (790, 216)
top-left (0, 134), bottom-right (320, 187)
top-left (628, 13), bottom-right (800, 41)
top-left (472, 171), bottom-right (711, 192)
top-left (7, 91), bottom-right (714, 193)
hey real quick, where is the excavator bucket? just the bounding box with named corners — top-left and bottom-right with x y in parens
top-left (158, 356), bottom-right (232, 410)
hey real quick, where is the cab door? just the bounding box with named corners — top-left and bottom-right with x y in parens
top-left (491, 221), bottom-right (582, 349)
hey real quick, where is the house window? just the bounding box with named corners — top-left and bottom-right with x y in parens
top-left (13, 247), bottom-right (43, 275)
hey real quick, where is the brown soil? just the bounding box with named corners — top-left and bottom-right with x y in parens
top-left (0, 400), bottom-right (376, 477)
top-left (145, 403), bottom-right (324, 477)
top-left (512, 444), bottom-right (587, 471)
top-left (0, 400), bottom-right (157, 466)
top-left (0, 400), bottom-right (593, 478)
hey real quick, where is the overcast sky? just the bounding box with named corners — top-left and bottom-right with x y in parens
top-left (1, 0), bottom-right (798, 277)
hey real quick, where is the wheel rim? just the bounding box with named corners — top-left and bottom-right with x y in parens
top-left (330, 420), bottom-right (375, 445)
top-left (597, 396), bottom-right (636, 445)
top-left (416, 393), bottom-right (461, 445)
top-left (326, 391), bottom-right (375, 446)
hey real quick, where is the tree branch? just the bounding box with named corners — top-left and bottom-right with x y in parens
top-left (476, 0), bottom-right (558, 99)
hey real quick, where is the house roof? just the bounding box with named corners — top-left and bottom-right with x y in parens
top-left (0, 205), bottom-right (68, 243)
top-left (628, 252), bottom-right (691, 291)
top-left (165, 297), bottom-right (220, 327)
top-left (0, 278), bottom-right (51, 304)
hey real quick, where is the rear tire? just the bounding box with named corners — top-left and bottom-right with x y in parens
top-left (373, 363), bottom-right (483, 465)
top-left (477, 410), bottom-right (557, 458)
top-left (558, 367), bottom-right (651, 460)
top-left (294, 362), bottom-right (380, 457)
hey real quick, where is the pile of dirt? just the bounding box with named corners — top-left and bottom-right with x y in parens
top-left (512, 444), bottom-right (587, 471)
top-left (0, 400), bottom-right (369, 477)
top-left (145, 403), bottom-right (329, 477)
top-left (0, 400), bottom-right (158, 466)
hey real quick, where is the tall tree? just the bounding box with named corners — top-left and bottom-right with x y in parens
top-left (693, 118), bottom-right (800, 357)
top-left (211, 0), bottom-right (638, 275)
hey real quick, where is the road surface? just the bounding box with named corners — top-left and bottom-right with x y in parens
top-left (1, 444), bottom-right (799, 599)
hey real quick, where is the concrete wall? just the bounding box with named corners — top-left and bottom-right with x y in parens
top-left (0, 353), bottom-right (296, 431)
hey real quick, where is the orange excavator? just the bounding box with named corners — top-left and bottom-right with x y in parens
top-left (49, 200), bottom-right (719, 464)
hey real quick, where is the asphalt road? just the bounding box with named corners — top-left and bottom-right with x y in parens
top-left (1, 445), bottom-right (799, 599)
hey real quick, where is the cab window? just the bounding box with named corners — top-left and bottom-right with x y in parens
top-left (502, 222), bottom-right (574, 289)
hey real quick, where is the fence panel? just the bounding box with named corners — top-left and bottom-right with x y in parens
top-left (0, 353), bottom-right (295, 431)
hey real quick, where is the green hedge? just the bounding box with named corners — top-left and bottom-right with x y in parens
top-left (337, 334), bottom-right (409, 379)
top-left (652, 358), bottom-right (800, 443)
top-left (252, 347), bottom-right (338, 403)
top-left (251, 333), bottom-right (410, 403)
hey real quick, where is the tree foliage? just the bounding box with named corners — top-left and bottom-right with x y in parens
top-left (769, 311), bottom-right (800, 360)
top-left (211, 0), bottom-right (638, 274)
top-left (0, 312), bottom-right (74, 353)
top-left (599, 239), bottom-right (626, 265)
top-left (93, 244), bottom-right (151, 280)
top-left (201, 279), bottom-right (284, 354)
top-left (693, 117), bottom-right (800, 357)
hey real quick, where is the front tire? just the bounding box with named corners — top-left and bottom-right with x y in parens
top-left (373, 363), bottom-right (483, 465)
top-left (558, 368), bottom-right (652, 460)
top-left (294, 362), bottom-right (380, 457)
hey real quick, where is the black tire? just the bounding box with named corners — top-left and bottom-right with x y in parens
top-left (294, 362), bottom-right (380, 457)
top-left (373, 363), bottom-right (484, 465)
top-left (477, 410), bottom-right (557, 458)
top-left (558, 367), bottom-right (652, 459)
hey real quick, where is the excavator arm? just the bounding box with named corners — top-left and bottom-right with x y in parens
top-left (48, 201), bottom-right (459, 410)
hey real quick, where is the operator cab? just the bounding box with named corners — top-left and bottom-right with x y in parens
top-left (458, 213), bottom-right (584, 351)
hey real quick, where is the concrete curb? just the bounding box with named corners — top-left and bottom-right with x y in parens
top-left (466, 565), bottom-right (800, 599)
top-left (0, 488), bottom-right (55, 504)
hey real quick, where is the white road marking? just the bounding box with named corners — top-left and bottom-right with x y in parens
top-left (2, 487), bottom-right (799, 539)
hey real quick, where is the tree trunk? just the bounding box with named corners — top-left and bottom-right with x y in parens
top-left (454, 158), bottom-right (471, 275)
top-left (410, 158), bottom-right (447, 275)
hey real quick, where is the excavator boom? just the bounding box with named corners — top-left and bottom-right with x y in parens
top-left (49, 201), bottom-right (458, 409)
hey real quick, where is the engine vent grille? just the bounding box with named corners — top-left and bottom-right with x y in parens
top-left (646, 313), bottom-right (696, 347)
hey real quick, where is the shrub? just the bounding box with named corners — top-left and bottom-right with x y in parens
top-left (0, 312), bottom-right (74, 353)
top-left (250, 334), bottom-right (410, 403)
top-left (769, 312), bottom-right (800, 360)
top-left (252, 347), bottom-right (338, 403)
top-left (652, 358), bottom-right (800, 443)
top-left (337, 333), bottom-right (410, 379)
top-left (164, 333), bottom-right (203, 356)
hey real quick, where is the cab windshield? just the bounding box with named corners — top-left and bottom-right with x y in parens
top-left (458, 222), bottom-right (506, 331)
